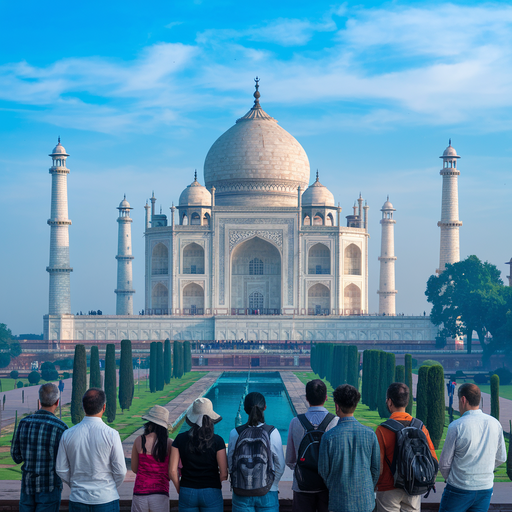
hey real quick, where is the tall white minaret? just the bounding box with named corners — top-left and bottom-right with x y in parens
top-left (47, 138), bottom-right (73, 315)
top-left (437, 140), bottom-right (462, 273)
top-left (378, 197), bottom-right (397, 315)
top-left (144, 200), bottom-right (151, 230)
top-left (115, 195), bottom-right (135, 315)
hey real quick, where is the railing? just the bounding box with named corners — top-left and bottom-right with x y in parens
top-left (307, 308), bottom-right (331, 316)
top-left (231, 308), bottom-right (281, 316)
top-left (182, 308), bottom-right (204, 315)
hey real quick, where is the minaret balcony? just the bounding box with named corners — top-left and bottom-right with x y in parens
top-left (46, 266), bottom-right (73, 273)
top-left (48, 167), bottom-right (70, 174)
top-left (437, 221), bottom-right (463, 227)
top-left (115, 255), bottom-right (135, 260)
top-left (115, 289), bottom-right (136, 294)
top-left (47, 219), bottom-right (72, 226)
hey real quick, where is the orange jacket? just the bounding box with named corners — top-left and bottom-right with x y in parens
top-left (376, 412), bottom-right (438, 492)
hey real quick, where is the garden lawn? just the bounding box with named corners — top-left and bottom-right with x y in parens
top-left (472, 383), bottom-right (512, 401)
top-left (293, 372), bottom-right (511, 483)
top-left (0, 372), bottom-right (206, 480)
top-left (0, 379), bottom-right (31, 391)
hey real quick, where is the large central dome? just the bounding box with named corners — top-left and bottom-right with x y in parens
top-left (204, 82), bottom-right (310, 207)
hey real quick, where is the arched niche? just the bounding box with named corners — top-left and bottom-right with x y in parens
top-left (183, 243), bottom-right (204, 274)
top-left (203, 212), bottom-right (211, 226)
top-left (231, 236), bottom-right (281, 313)
top-left (152, 283), bottom-right (169, 311)
top-left (308, 243), bottom-right (330, 275)
top-left (313, 213), bottom-right (324, 226)
top-left (183, 283), bottom-right (204, 315)
top-left (152, 243), bottom-right (168, 275)
top-left (191, 212), bottom-right (201, 225)
top-left (303, 215), bottom-right (311, 226)
top-left (344, 283), bottom-right (361, 313)
top-left (182, 214), bottom-right (188, 226)
top-left (344, 244), bottom-right (362, 275)
top-left (308, 283), bottom-right (330, 315)
top-left (327, 213), bottom-right (334, 226)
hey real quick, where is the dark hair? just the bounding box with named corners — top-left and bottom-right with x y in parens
top-left (143, 422), bottom-right (169, 463)
top-left (244, 392), bottom-right (266, 426)
top-left (387, 382), bottom-right (409, 408)
top-left (458, 383), bottom-right (481, 407)
top-left (332, 384), bottom-right (360, 414)
top-left (306, 379), bottom-right (327, 406)
top-left (82, 388), bottom-right (106, 415)
top-left (186, 415), bottom-right (215, 454)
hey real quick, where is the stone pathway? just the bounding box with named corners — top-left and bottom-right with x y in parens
top-left (280, 372), bottom-right (308, 414)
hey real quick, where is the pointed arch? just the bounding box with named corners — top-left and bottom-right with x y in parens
top-left (344, 244), bottom-right (361, 275)
top-left (308, 283), bottom-right (330, 315)
top-left (152, 243), bottom-right (168, 275)
top-left (183, 283), bottom-right (204, 315)
top-left (183, 243), bottom-right (204, 274)
top-left (313, 212), bottom-right (324, 226)
top-left (303, 215), bottom-right (311, 226)
top-left (152, 283), bottom-right (168, 311)
top-left (344, 284), bottom-right (361, 314)
top-left (308, 243), bottom-right (330, 275)
top-left (191, 212), bottom-right (201, 225)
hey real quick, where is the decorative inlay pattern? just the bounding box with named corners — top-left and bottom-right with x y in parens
top-left (229, 230), bottom-right (283, 252)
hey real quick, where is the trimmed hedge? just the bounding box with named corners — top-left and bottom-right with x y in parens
top-left (105, 344), bottom-right (117, 422)
top-left (395, 365), bottom-right (405, 384)
top-left (119, 339), bottom-right (134, 411)
top-left (89, 346), bottom-right (101, 388)
top-left (164, 339), bottom-right (172, 384)
top-left (416, 365), bottom-right (429, 425)
top-left (426, 364), bottom-right (445, 449)
top-left (156, 342), bottom-right (164, 391)
top-left (184, 340), bottom-right (192, 373)
top-left (491, 374), bottom-right (500, 421)
top-left (149, 342), bottom-right (157, 392)
top-left (71, 344), bottom-right (87, 424)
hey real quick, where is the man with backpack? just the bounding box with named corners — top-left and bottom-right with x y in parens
top-left (375, 382), bottom-right (438, 512)
top-left (286, 379), bottom-right (338, 512)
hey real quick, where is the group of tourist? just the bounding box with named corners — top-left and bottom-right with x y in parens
top-left (11, 376), bottom-right (507, 512)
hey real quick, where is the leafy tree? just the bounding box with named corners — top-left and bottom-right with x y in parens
top-left (426, 364), bottom-right (445, 449)
top-left (426, 255), bottom-right (504, 359)
top-left (119, 340), bottom-right (134, 411)
top-left (89, 346), bottom-right (101, 388)
top-left (71, 345), bottom-right (87, 424)
top-left (104, 344), bottom-right (116, 422)
top-left (0, 324), bottom-right (21, 368)
top-left (164, 339), bottom-right (172, 384)
top-left (416, 365), bottom-right (430, 425)
top-left (41, 362), bottom-right (59, 381)
top-left (404, 354), bottom-right (413, 414)
top-left (395, 365), bottom-right (405, 383)
top-left (184, 340), bottom-right (192, 374)
top-left (490, 374), bottom-right (500, 421)
top-left (150, 342), bottom-right (157, 392)
top-left (28, 371), bottom-right (41, 385)
top-left (156, 342), bottom-right (164, 391)
top-left (10, 370), bottom-right (18, 381)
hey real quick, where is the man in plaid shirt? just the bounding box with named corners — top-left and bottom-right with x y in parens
top-left (11, 383), bottom-right (68, 512)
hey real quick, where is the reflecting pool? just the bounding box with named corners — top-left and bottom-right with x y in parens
top-left (178, 371), bottom-right (296, 444)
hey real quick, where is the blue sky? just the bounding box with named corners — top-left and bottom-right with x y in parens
top-left (1, 0), bottom-right (512, 335)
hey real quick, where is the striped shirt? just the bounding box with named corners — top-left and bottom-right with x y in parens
top-left (11, 410), bottom-right (68, 494)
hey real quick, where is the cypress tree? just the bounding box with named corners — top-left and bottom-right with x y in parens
top-left (184, 340), bottom-right (192, 373)
top-left (310, 343), bottom-right (316, 374)
top-left (377, 351), bottom-right (388, 418)
top-left (104, 344), bottom-right (117, 423)
top-left (325, 344), bottom-right (335, 385)
top-left (369, 350), bottom-right (381, 411)
top-left (164, 339), bottom-right (172, 384)
top-left (395, 365), bottom-right (405, 384)
top-left (150, 342), bottom-right (157, 392)
top-left (347, 345), bottom-right (359, 388)
top-left (89, 346), bottom-right (101, 389)
top-left (416, 365), bottom-right (429, 425)
top-left (156, 342), bottom-right (165, 391)
top-left (491, 374), bottom-right (500, 421)
top-left (405, 354), bottom-right (413, 414)
top-left (426, 364), bottom-right (445, 449)
top-left (173, 340), bottom-right (180, 379)
top-left (507, 420), bottom-right (512, 481)
top-left (361, 350), bottom-right (368, 405)
top-left (178, 342), bottom-right (185, 378)
top-left (330, 345), bottom-right (343, 388)
top-left (71, 344), bottom-right (87, 424)
top-left (119, 339), bottom-right (134, 411)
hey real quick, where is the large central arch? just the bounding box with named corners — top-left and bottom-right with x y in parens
top-left (231, 237), bottom-right (281, 314)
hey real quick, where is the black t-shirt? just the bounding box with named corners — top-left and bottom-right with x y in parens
top-left (172, 432), bottom-right (225, 489)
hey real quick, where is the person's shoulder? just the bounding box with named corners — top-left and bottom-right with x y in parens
top-left (214, 433), bottom-right (226, 448)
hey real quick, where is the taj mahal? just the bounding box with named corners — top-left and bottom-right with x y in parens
top-left (43, 81), bottom-right (462, 343)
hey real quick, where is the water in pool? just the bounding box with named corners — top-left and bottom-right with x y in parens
top-left (178, 372), bottom-right (295, 444)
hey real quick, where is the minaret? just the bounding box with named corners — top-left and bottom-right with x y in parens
top-left (378, 197), bottom-right (397, 315)
top-left (144, 200), bottom-right (150, 230)
top-left (115, 195), bottom-right (135, 315)
top-left (505, 259), bottom-right (512, 286)
top-left (437, 140), bottom-right (462, 273)
top-left (47, 138), bottom-right (73, 315)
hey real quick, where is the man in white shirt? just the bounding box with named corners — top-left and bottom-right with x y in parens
top-left (56, 388), bottom-right (127, 512)
top-left (438, 383), bottom-right (506, 512)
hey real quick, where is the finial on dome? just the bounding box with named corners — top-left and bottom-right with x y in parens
top-left (194, 169), bottom-right (197, 182)
top-left (449, 138), bottom-right (452, 146)
top-left (253, 77), bottom-right (261, 108)
top-left (316, 169), bottom-right (319, 182)
top-left (58, 136), bottom-right (61, 144)
top-left (124, 193), bottom-right (126, 200)
top-left (387, 194), bottom-right (389, 201)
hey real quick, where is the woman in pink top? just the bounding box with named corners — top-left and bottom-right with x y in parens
top-left (131, 405), bottom-right (173, 512)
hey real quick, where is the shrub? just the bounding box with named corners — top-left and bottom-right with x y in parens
top-left (164, 339), bottom-right (172, 384)
top-left (426, 364), bottom-right (445, 449)
top-left (41, 362), bottom-right (59, 381)
top-left (62, 372), bottom-right (70, 379)
top-left (89, 346), bottom-right (101, 388)
top-left (24, 383), bottom-right (29, 387)
top-left (492, 368), bottom-right (512, 385)
top-left (16, 381), bottom-right (24, 389)
top-left (156, 342), bottom-right (164, 391)
top-left (421, 359), bottom-right (443, 368)
top-left (416, 366), bottom-right (429, 425)
top-left (395, 365), bottom-right (405, 384)
top-left (104, 344), bottom-right (117, 422)
top-left (491, 374), bottom-right (499, 421)
top-left (10, 370), bottom-right (18, 380)
top-left (405, 354), bottom-right (413, 415)
top-left (412, 358), bottom-right (418, 369)
top-left (28, 371), bottom-right (40, 385)
top-left (119, 340), bottom-right (134, 411)
top-left (184, 340), bottom-right (192, 374)
top-left (71, 345), bottom-right (87, 424)
top-left (474, 373), bottom-right (489, 385)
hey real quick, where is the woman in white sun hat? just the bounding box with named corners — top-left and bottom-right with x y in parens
top-left (170, 397), bottom-right (227, 512)
top-left (131, 405), bottom-right (173, 512)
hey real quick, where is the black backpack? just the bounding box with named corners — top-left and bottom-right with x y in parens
top-left (231, 423), bottom-right (275, 496)
top-left (294, 413), bottom-right (336, 492)
top-left (381, 418), bottom-right (438, 497)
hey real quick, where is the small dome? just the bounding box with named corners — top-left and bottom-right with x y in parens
top-left (441, 140), bottom-right (460, 159)
top-left (118, 195), bottom-right (132, 209)
top-left (49, 138), bottom-right (68, 156)
top-left (381, 197), bottom-right (395, 210)
top-left (302, 174), bottom-right (335, 207)
top-left (179, 177), bottom-right (212, 207)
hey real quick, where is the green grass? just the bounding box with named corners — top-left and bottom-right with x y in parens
top-left (0, 372), bottom-right (206, 480)
top-left (0, 379), bottom-right (31, 391)
top-left (471, 383), bottom-right (512, 400)
top-left (293, 372), bottom-right (511, 483)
